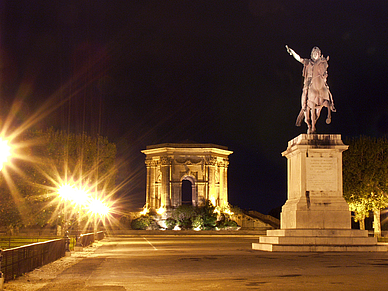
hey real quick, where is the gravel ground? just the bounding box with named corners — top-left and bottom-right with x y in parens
top-left (3, 241), bottom-right (102, 291)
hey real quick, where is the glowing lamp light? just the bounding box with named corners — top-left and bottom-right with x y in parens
top-left (58, 184), bottom-right (90, 206)
top-left (72, 187), bottom-right (90, 206)
top-left (0, 138), bottom-right (12, 171)
top-left (58, 184), bottom-right (76, 201)
top-left (223, 208), bottom-right (234, 216)
top-left (140, 206), bottom-right (149, 216)
top-left (209, 197), bottom-right (216, 207)
top-left (88, 198), bottom-right (110, 217)
top-left (214, 206), bottom-right (221, 214)
top-left (156, 205), bottom-right (166, 215)
top-left (223, 204), bottom-right (234, 216)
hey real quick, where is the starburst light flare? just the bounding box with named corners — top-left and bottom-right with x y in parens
top-left (0, 137), bottom-right (11, 171)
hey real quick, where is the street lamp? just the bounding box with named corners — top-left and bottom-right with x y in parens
top-left (0, 137), bottom-right (11, 287)
top-left (87, 197), bottom-right (110, 239)
top-left (88, 198), bottom-right (110, 217)
top-left (58, 183), bottom-right (77, 252)
top-left (0, 137), bottom-right (11, 171)
top-left (72, 186), bottom-right (89, 248)
top-left (58, 184), bottom-right (76, 201)
top-left (58, 183), bottom-right (89, 248)
top-left (58, 183), bottom-right (76, 238)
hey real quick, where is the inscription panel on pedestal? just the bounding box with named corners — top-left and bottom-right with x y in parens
top-left (306, 157), bottom-right (337, 191)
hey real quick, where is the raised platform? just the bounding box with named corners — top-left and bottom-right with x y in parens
top-left (252, 229), bottom-right (388, 252)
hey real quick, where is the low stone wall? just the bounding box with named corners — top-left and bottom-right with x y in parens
top-left (106, 229), bottom-right (267, 236)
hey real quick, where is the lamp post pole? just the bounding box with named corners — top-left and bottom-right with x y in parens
top-left (0, 249), bottom-right (4, 289)
top-left (63, 200), bottom-right (70, 253)
top-left (75, 204), bottom-right (82, 248)
top-left (0, 137), bottom-right (11, 288)
top-left (88, 198), bottom-right (110, 241)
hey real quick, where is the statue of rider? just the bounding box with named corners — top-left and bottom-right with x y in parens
top-left (286, 46), bottom-right (322, 111)
top-left (286, 45), bottom-right (335, 129)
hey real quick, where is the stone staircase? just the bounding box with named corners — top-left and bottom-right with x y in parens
top-left (252, 229), bottom-right (388, 252)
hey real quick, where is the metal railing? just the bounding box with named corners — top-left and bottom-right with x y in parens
top-left (1, 238), bottom-right (65, 282)
top-left (0, 231), bottom-right (105, 282)
top-left (0, 237), bottom-right (58, 249)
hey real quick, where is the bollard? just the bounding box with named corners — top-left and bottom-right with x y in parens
top-left (0, 249), bottom-right (4, 290)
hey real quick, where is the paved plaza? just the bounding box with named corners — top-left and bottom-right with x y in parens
top-left (5, 235), bottom-right (388, 290)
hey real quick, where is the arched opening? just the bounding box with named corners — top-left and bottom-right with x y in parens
top-left (182, 179), bottom-right (193, 205)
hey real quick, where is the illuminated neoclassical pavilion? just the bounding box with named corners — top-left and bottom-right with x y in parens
top-left (142, 143), bottom-right (233, 211)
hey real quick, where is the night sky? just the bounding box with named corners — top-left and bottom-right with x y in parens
top-left (1, 1), bottom-right (388, 214)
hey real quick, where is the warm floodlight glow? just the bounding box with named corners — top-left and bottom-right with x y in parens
top-left (223, 204), bottom-right (234, 216)
top-left (0, 138), bottom-right (12, 171)
top-left (88, 198), bottom-right (110, 217)
top-left (72, 187), bottom-right (90, 206)
top-left (210, 197), bottom-right (216, 208)
top-left (140, 205), bottom-right (149, 216)
top-left (214, 206), bottom-right (221, 214)
top-left (58, 184), bottom-right (76, 201)
top-left (58, 183), bottom-right (89, 206)
top-left (156, 205), bottom-right (166, 215)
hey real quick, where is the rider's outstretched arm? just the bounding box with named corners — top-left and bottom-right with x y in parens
top-left (286, 45), bottom-right (302, 63)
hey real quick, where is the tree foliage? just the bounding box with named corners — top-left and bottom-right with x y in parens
top-left (128, 201), bottom-right (238, 231)
top-left (130, 215), bottom-right (156, 230)
top-left (0, 184), bottom-right (22, 229)
top-left (173, 204), bottom-right (196, 229)
top-left (194, 200), bottom-right (217, 230)
top-left (343, 136), bottom-right (388, 232)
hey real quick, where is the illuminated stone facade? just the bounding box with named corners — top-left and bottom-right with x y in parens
top-left (142, 143), bottom-right (233, 211)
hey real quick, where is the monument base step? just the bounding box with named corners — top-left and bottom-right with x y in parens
top-left (252, 229), bottom-right (388, 252)
top-left (252, 242), bottom-right (387, 252)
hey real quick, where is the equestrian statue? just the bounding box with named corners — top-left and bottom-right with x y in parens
top-left (286, 45), bottom-right (335, 134)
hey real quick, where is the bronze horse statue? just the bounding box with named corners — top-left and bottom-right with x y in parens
top-left (295, 56), bottom-right (336, 134)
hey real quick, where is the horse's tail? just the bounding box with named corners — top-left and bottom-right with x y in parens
top-left (296, 108), bottom-right (304, 126)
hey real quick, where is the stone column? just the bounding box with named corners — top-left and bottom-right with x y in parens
top-left (160, 156), bottom-right (171, 208)
top-left (207, 157), bottom-right (217, 205)
top-left (219, 159), bottom-right (229, 207)
top-left (145, 159), bottom-right (157, 209)
top-left (280, 134), bottom-right (350, 229)
top-left (191, 182), bottom-right (197, 206)
top-left (170, 182), bottom-right (180, 208)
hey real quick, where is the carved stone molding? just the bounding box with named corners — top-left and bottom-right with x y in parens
top-left (218, 159), bottom-right (229, 167)
top-left (175, 157), bottom-right (203, 164)
top-left (145, 159), bottom-right (158, 167)
top-left (160, 156), bottom-right (171, 165)
top-left (205, 156), bottom-right (217, 166)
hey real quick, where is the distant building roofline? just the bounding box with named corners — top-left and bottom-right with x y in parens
top-left (145, 142), bottom-right (229, 150)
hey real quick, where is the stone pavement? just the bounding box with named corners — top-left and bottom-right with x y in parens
top-left (4, 235), bottom-right (388, 291)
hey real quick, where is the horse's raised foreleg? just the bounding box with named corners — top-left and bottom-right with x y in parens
top-left (321, 100), bottom-right (332, 124)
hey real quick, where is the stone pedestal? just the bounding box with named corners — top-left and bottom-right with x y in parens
top-left (252, 134), bottom-right (387, 252)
